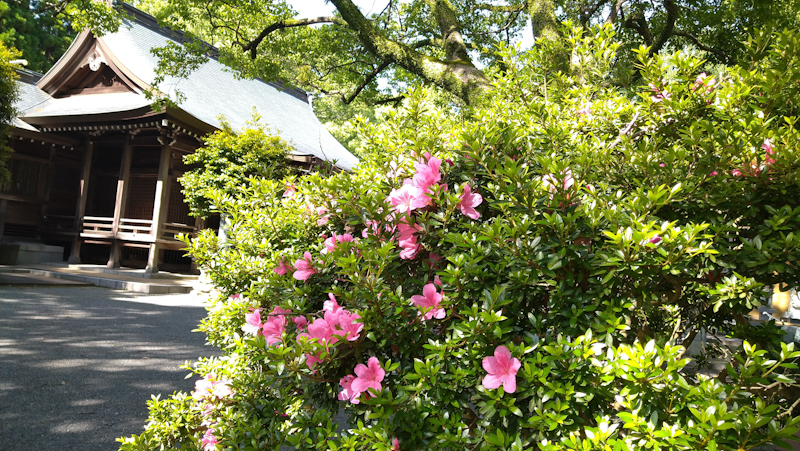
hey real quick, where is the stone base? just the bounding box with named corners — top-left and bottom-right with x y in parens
top-left (0, 242), bottom-right (64, 265)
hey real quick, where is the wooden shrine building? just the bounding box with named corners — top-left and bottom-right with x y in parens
top-left (2, 3), bottom-right (358, 273)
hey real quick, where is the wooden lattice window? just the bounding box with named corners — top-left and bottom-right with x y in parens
top-left (1, 157), bottom-right (44, 199)
top-left (167, 177), bottom-right (191, 225)
top-left (125, 176), bottom-right (156, 220)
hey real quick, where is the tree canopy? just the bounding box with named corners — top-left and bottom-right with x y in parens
top-left (0, 0), bottom-right (74, 73)
top-left (0, 42), bottom-right (20, 183)
top-left (3, 0), bottom-right (798, 109)
top-left (133, 0), bottom-right (800, 106)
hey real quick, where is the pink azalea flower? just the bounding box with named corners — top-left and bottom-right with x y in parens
top-left (283, 183), bottom-right (297, 198)
top-left (316, 207), bottom-right (330, 226)
top-left (392, 438), bottom-right (400, 451)
top-left (411, 283), bottom-right (445, 320)
top-left (193, 376), bottom-right (234, 401)
top-left (397, 220), bottom-right (422, 260)
top-left (649, 83), bottom-right (671, 103)
top-left (482, 345), bottom-right (521, 393)
top-left (338, 374), bottom-right (360, 403)
top-left (273, 259), bottom-right (290, 276)
top-left (211, 380), bottom-right (233, 398)
top-left (201, 428), bottom-right (218, 451)
top-left (305, 352), bottom-right (322, 370)
top-left (324, 293), bottom-right (343, 314)
top-left (693, 72), bottom-right (708, 91)
top-left (322, 234), bottom-right (355, 254)
top-left (262, 306), bottom-right (290, 346)
top-left (302, 317), bottom-right (338, 346)
top-left (412, 156), bottom-right (442, 192)
top-left (434, 275), bottom-right (443, 287)
top-left (334, 310), bottom-right (364, 341)
top-left (458, 183), bottom-right (483, 220)
top-left (398, 235), bottom-right (419, 260)
top-left (351, 357), bottom-right (385, 397)
top-left (659, 163), bottom-right (666, 168)
top-left (709, 171), bottom-right (718, 176)
top-left (578, 102), bottom-right (592, 117)
top-left (648, 235), bottom-right (662, 245)
top-left (732, 168), bottom-right (743, 177)
top-left (542, 168), bottom-right (575, 195)
top-left (762, 138), bottom-right (774, 155)
top-left (242, 309), bottom-right (263, 336)
top-left (293, 316), bottom-right (308, 330)
top-left (388, 183), bottom-right (429, 213)
top-left (293, 252), bottom-right (317, 281)
top-left (229, 293), bottom-right (241, 301)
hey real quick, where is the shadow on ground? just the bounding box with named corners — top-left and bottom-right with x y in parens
top-left (0, 286), bottom-right (217, 451)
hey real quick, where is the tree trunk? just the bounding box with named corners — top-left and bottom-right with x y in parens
top-left (530, 0), bottom-right (559, 42)
top-left (330, 0), bottom-right (490, 105)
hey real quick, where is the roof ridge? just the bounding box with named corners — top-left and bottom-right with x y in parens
top-left (118, 2), bottom-right (310, 103)
top-left (15, 68), bottom-right (45, 85)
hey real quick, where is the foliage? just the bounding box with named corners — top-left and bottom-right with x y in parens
top-left (178, 117), bottom-right (296, 219)
top-left (0, 42), bottom-right (19, 183)
top-left (121, 26), bottom-right (800, 450)
top-left (0, 0), bottom-right (75, 73)
top-left (125, 0), bottom-right (800, 108)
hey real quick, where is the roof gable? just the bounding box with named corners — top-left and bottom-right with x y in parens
top-left (37, 30), bottom-right (148, 98)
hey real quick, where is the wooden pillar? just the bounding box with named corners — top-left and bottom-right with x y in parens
top-left (0, 199), bottom-right (7, 237)
top-left (145, 137), bottom-right (173, 274)
top-left (37, 146), bottom-right (57, 242)
top-left (108, 135), bottom-right (133, 269)
top-left (68, 141), bottom-right (93, 264)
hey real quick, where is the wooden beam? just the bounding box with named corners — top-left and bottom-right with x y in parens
top-left (68, 141), bottom-right (93, 263)
top-left (108, 134), bottom-right (133, 268)
top-left (145, 135), bottom-right (173, 273)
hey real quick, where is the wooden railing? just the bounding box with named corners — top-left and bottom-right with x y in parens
top-left (82, 216), bottom-right (114, 235)
top-left (161, 222), bottom-right (197, 240)
top-left (80, 216), bottom-right (196, 242)
top-left (119, 218), bottom-right (153, 236)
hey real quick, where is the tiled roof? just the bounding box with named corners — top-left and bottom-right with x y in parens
top-left (14, 73), bottom-right (50, 116)
top-left (22, 92), bottom-right (151, 118)
top-left (14, 4), bottom-right (358, 170)
top-left (102, 4), bottom-right (358, 170)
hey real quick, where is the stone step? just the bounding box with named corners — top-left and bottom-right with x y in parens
top-left (24, 268), bottom-right (194, 294)
top-left (37, 262), bottom-right (199, 280)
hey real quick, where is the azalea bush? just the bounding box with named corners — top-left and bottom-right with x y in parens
top-left (120, 26), bottom-right (800, 451)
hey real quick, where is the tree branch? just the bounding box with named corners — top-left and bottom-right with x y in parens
top-left (604, 0), bottom-right (626, 25)
top-left (580, 0), bottom-right (609, 27)
top-left (648, 0), bottom-right (678, 56)
top-left (474, 2), bottom-right (527, 12)
top-left (372, 95), bottom-right (405, 106)
top-left (623, 13), bottom-right (653, 46)
top-left (466, 5), bottom-right (526, 37)
top-left (342, 60), bottom-right (392, 104)
top-left (242, 16), bottom-right (344, 59)
top-left (425, 0), bottom-right (470, 63)
top-left (674, 30), bottom-right (733, 64)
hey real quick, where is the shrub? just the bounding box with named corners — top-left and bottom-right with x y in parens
top-left (179, 116), bottom-right (295, 219)
top-left (120, 25), bottom-right (800, 451)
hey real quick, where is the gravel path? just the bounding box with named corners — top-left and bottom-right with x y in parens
top-left (0, 286), bottom-right (217, 451)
